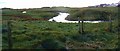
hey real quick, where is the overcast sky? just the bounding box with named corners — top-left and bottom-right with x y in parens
top-left (0, 0), bottom-right (119, 9)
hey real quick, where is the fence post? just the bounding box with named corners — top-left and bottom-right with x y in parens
top-left (78, 17), bottom-right (80, 34)
top-left (7, 21), bottom-right (13, 49)
top-left (81, 20), bottom-right (84, 34)
top-left (108, 15), bottom-right (112, 32)
top-left (96, 47), bottom-right (99, 51)
top-left (117, 5), bottom-right (120, 50)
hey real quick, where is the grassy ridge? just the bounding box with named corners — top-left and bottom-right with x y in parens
top-left (25, 9), bottom-right (59, 19)
top-left (2, 9), bottom-right (59, 20)
top-left (66, 7), bottom-right (118, 21)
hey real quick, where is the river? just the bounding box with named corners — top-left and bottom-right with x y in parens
top-left (48, 12), bottom-right (103, 23)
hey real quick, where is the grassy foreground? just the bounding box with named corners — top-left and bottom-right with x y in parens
top-left (2, 20), bottom-right (118, 49)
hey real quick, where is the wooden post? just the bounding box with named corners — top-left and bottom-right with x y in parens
top-left (78, 17), bottom-right (80, 34)
top-left (81, 18), bottom-right (84, 34)
top-left (7, 21), bottom-right (13, 49)
top-left (117, 5), bottom-right (120, 49)
top-left (96, 47), bottom-right (99, 51)
top-left (109, 15), bottom-right (112, 32)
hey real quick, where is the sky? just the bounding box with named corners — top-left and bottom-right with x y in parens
top-left (0, 0), bottom-right (119, 9)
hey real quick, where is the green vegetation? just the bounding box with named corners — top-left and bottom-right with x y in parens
top-left (2, 9), bottom-right (58, 20)
top-left (2, 20), bottom-right (118, 49)
top-left (25, 9), bottom-right (58, 19)
top-left (2, 7), bottom-right (119, 50)
top-left (66, 7), bottom-right (118, 21)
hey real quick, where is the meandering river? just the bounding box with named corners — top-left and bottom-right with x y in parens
top-left (48, 12), bottom-right (103, 23)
